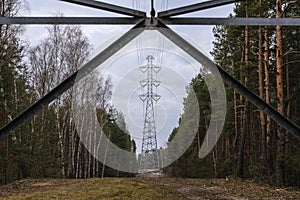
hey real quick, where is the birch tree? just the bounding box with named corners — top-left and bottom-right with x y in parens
top-left (28, 24), bottom-right (90, 178)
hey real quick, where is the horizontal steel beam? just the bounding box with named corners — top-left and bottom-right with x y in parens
top-left (158, 0), bottom-right (242, 18)
top-left (162, 17), bottom-right (300, 26)
top-left (0, 19), bottom-right (145, 140)
top-left (0, 17), bottom-right (141, 25)
top-left (59, 0), bottom-right (146, 17)
top-left (157, 20), bottom-right (300, 139)
top-left (1, 17), bottom-right (299, 26)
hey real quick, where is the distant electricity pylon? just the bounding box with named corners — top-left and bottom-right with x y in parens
top-left (138, 55), bottom-right (161, 172)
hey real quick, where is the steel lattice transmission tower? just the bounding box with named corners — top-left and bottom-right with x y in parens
top-left (139, 55), bottom-right (161, 172)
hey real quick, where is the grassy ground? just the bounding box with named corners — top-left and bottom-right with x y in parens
top-left (0, 178), bottom-right (299, 199)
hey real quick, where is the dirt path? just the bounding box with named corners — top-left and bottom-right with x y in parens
top-left (0, 178), bottom-right (299, 199)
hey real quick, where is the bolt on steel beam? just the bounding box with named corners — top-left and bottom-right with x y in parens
top-left (158, 0), bottom-right (243, 18)
top-left (59, 0), bottom-right (146, 17)
top-left (156, 20), bottom-right (300, 139)
top-left (0, 17), bottom-right (142, 25)
top-left (162, 17), bottom-right (300, 26)
top-left (0, 19), bottom-right (145, 140)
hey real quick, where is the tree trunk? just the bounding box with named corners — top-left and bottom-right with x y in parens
top-left (102, 131), bottom-right (111, 178)
top-left (56, 110), bottom-right (65, 179)
top-left (232, 59), bottom-right (238, 149)
top-left (275, 0), bottom-right (285, 186)
top-left (258, 0), bottom-right (266, 168)
top-left (197, 129), bottom-right (201, 154)
top-left (237, 3), bottom-right (249, 176)
top-left (243, 17), bottom-right (250, 177)
top-left (237, 108), bottom-right (246, 178)
top-left (226, 137), bottom-right (230, 159)
top-left (212, 148), bottom-right (217, 176)
top-left (264, 27), bottom-right (271, 164)
top-left (285, 55), bottom-right (290, 155)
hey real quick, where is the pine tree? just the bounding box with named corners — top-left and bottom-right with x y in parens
top-left (167, 0), bottom-right (300, 187)
top-left (0, 0), bottom-right (31, 184)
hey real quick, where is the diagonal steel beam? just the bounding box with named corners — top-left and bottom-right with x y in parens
top-left (0, 19), bottom-right (145, 140)
top-left (156, 20), bottom-right (300, 139)
top-left (158, 0), bottom-right (242, 18)
top-left (0, 17), bottom-right (141, 25)
top-left (59, 0), bottom-right (146, 17)
top-left (162, 17), bottom-right (300, 26)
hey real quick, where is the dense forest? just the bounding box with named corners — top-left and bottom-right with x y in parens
top-left (166, 0), bottom-right (300, 187)
top-left (0, 0), bottom-right (300, 188)
top-left (0, 0), bottom-right (135, 184)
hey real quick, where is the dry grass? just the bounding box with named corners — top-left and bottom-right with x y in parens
top-left (147, 178), bottom-right (300, 200)
top-left (0, 178), bottom-right (184, 200)
top-left (0, 178), bottom-right (299, 199)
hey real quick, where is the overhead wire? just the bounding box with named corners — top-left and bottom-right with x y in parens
top-left (166, 0), bottom-right (169, 10)
top-left (131, 0), bottom-right (135, 10)
top-left (134, 0), bottom-right (169, 136)
top-left (134, 0), bottom-right (146, 123)
top-left (142, 0), bottom-right (146, 14)
top-left (154, 0), bottom-right (168, 120)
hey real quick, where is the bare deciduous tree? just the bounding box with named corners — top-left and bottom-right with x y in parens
top-left (28, 24), bottom-right (90, 178)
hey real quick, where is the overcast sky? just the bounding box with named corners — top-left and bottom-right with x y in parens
top-left (22, 0), bottom-right (234, 153)
top-left (22, 0), bottom-right (234, 53)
